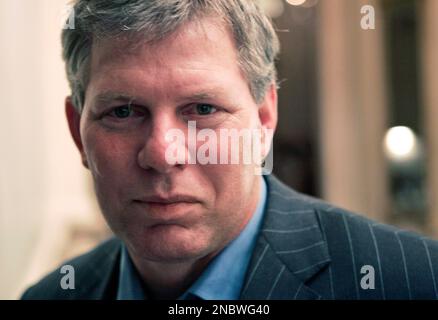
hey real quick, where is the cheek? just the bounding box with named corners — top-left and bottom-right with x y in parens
top-left (83, 129), bottom-right (136, 178)
top-left (82, 129), bottom-right (141, 209)
top-left (199, 124), bottom-right (259, 204)
top-left (198, 163), bottom-right (253, 219)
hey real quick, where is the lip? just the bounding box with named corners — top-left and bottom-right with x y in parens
top-left (133, 196), bottom-right (199, 226)
top-left (134, 194), bottom-right (200, 204)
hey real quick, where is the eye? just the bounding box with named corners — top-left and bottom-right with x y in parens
top-left (112, 105), bottom-right (132, 118)
top-left (181, 103), bottom-right (226, 128)
top-left (195, 104), bottom-right (217, 115)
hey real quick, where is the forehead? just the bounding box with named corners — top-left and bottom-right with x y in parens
top-left (87, 17), bottom-right (244, 93)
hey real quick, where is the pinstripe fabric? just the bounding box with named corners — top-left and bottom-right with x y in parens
top-left (22, 237), bottom-right (121, 299)
top-left (241, 175), bottom-right (438, 300)
top-left (22, 175), bottom-right (438, 300)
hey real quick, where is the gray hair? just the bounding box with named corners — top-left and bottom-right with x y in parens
top-left (62, 0), bottom-right (280, 112)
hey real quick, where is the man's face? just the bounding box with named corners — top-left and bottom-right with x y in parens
top-left (67, 18), bottom-right (277, 264)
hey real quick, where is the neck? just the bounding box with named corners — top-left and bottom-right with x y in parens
top-left (130, 250), bottom-right (220, 300)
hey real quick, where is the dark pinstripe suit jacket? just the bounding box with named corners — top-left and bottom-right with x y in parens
top-left (22, 175), bottom-right (438, 300)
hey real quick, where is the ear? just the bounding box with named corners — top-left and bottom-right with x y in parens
top-left (257, 82), bottom-right (278, 158)
top-left (65, 97), bottom-right (89, 169)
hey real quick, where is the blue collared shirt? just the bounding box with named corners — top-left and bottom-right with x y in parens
top-left (117, 177), bottom-right (267, 300)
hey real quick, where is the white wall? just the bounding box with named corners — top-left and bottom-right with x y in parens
top-left (0, 0), bottom-right (101, 299)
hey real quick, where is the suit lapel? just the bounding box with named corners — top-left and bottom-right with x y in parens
top-left (70, 238), bottom-right (121, 299)
top-left (240, 175), bottom-right (331, 300)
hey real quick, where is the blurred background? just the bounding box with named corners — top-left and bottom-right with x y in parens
top-left (0, 0), bottom-right (437, 299)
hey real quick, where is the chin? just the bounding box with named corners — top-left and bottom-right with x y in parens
top-left (130, 225), bottom-right (212, 262)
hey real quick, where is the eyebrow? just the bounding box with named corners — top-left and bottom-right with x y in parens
top-left (92, 92), bottom-right (136, 105)
top-left (184, 92), bottom-right (219, 101)
top-left (90, 88), bottom-right (224, 108)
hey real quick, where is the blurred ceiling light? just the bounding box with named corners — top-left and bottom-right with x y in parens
top-left (258, 0), bottom-right (284, 18)
top-left (384, 126), bottom-right (418, 162)
top-left (286, 0), bottom-right (307, 6)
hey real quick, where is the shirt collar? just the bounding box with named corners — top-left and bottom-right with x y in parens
top-left (116, 242), bottom-right (146, 300)
top-left (117, 177), bottom-right (267, 300)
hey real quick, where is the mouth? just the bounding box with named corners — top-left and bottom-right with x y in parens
top-left (139, 201), bottom-right (196, 211)
top-left (135, 194), bottom-right (200, 204)
top-left (132, 195), bottom-right (200, 224)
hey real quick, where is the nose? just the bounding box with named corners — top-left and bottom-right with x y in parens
top-left (137, 115), bottom-right (186, 173)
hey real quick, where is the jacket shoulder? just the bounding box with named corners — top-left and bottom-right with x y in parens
top-left (268, 175), bottom-right (437, 246)
top-left (317, 207), bottom-right (438, 298)
top-left (21, 237), bottom-right (121, 300)
top-left (266, 175), bottom-right (438, 299)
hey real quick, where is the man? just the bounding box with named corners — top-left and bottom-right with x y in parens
top-left (22, 0), bottom-right (438, 300)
